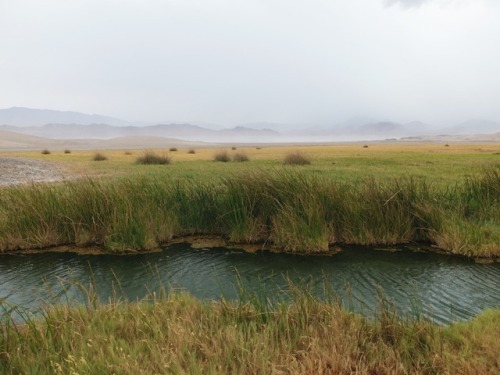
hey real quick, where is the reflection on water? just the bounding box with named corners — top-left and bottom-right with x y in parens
top-left (0, 244), bottom-right (499, 324)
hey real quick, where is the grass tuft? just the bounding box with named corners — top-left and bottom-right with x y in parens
top-left (284, 152), bottom-right (311, 165)
top-left (136, 151), bottom-right (171, 165)
top-left (233, 153), bottom-right (249, 162)
top-left (214, 150), bottom-right (231, 162)
top-left (92, 153), bottom-right (108, 161)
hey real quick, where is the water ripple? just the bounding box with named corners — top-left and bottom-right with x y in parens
top-left (0, 245), bottom-right (499, 324)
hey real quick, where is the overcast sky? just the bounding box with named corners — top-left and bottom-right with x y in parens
top-left (1, 0), bottom-right (499, 127)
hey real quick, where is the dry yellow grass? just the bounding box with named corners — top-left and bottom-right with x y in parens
top-left (2, 291), bottom-right (499, 374)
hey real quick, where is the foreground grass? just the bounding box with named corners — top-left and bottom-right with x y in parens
top-left (0, 166), bottom-right (498, 257)
top-left (1, 291), bottom-right (499, 374)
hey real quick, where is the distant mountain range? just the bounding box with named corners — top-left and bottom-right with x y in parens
top-left (0, 108), bottom-right (280, 142)
top-left (1, 107), bottom-right (499, 143)
top-left (0, 107), bottom-right (131, 127)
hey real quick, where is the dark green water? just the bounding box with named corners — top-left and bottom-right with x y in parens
top-left (1, 244), bottom-right (499, 324)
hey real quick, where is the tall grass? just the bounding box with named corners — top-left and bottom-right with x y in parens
top-left (0, 168), bottom-right (498, 257)
top-left (0, 285), bottom-right (498, 374)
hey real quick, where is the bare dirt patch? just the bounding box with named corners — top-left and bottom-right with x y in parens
top-left (0, 157), bottom-right (69, 186)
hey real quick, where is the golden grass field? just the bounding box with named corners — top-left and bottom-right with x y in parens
top-left (2, 142), bottom-right (499, 186)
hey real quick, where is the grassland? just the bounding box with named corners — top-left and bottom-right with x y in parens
top-left (0, 143), bottom-right (499, 258)
top-left (1, 289), bottom-right (499, 374)
top-left (3, 143), bottom-right (499, 186)
top-left (0, 144), bottom-right (499, 373)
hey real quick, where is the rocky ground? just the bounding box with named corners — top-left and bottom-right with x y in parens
top-left (0, 157), bottom-right (69, 186)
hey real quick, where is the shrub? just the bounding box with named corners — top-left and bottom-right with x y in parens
top-left (93, 153), bottom-right (108, 161)
top-left (64, 149), bottom-right (71, 154)
top-left (136, 151), bottom-right (171, 165)
top-left (41, 149), bottom-right (50, 155)
top-left (169, 147), bottom-right (178, 152)
top-left (214, 150), bottom-right (230, 162)
top-left (233, 153), bottom-right (249, 162)
top-left (124, 151), bottom-right (133, 155)
top-left (284, 152), bottom-right (311, 166)
top-left (187, 149), bottom-right (196, 154)
top-left (231, 147), bottom-right (237, 150)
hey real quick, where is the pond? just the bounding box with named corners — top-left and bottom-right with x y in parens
top-left (1, 244), bottom-right (499, 324)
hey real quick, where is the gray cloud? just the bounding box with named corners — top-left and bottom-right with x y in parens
top-left (1, 0), bottom-right (499, 127)
top-left (384, 0), bottom-right (432, 8)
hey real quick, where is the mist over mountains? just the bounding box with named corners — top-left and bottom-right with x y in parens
top-left (1, 107), bottom-right (499, 144)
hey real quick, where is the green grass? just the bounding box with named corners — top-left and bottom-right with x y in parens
top-left (0, 287), bottom-right (498, 374)
top-left (0, 167), bottom-right (498, 257)
top-left (5, 144), bottom-right (498, 187)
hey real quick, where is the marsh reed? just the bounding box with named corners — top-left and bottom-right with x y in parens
top-left (0, 168), bottom-right (498, 257)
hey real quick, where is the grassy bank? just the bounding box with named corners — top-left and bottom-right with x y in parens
top-left (1, 290), bottom-right (499, 374)
top-left (0, 167), bottom-right (498, 257)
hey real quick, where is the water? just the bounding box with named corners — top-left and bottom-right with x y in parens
top-left (1, 244), bottom-right (499, 324)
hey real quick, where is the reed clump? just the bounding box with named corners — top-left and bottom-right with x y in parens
top-left (214, 150), bottom-right (230, 162)
top-left (92, 152), bottom-right (108, 161)
top-left (136, 151), bottom-right (171, 165)
top-left (0, 168), bottom-right (498, 257)
top-left (284, 152), bottom-right (311, 165)
top-left (232, 153), bottom-right (249, 162)
top-left (0, 288), bottom-right (498, 374)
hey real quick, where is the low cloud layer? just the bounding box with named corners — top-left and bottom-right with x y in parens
top-left (385, 0), bottom-right (434, 8)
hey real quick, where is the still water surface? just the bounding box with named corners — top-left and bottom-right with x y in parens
top-left (1, 244), bottom-right (499, 324)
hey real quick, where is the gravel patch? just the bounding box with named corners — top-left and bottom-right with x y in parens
top-left (0, 157), bottom-right (69, 186)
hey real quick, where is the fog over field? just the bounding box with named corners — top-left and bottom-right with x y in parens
top-left (1, 0), bottom-right (500, 139)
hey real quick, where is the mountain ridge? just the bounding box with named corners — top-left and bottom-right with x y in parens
top-left (1, 107), bottom-right (500, 142)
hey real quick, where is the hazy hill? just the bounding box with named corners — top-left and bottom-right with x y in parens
top-left (444, 119), bottom-right (500, 135)
top-left (0, 129), bottom-right (206, 151)
top-left (355, 121), bottom-right (407, 136)
top-left (0, 129), bottom-right (53, 149)
top-left (0, 123), bottom-right (280, 142)
top-left (1, 107), bottom-right (499, 143)
top-left (0, 107), bottom-right (130, 127)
